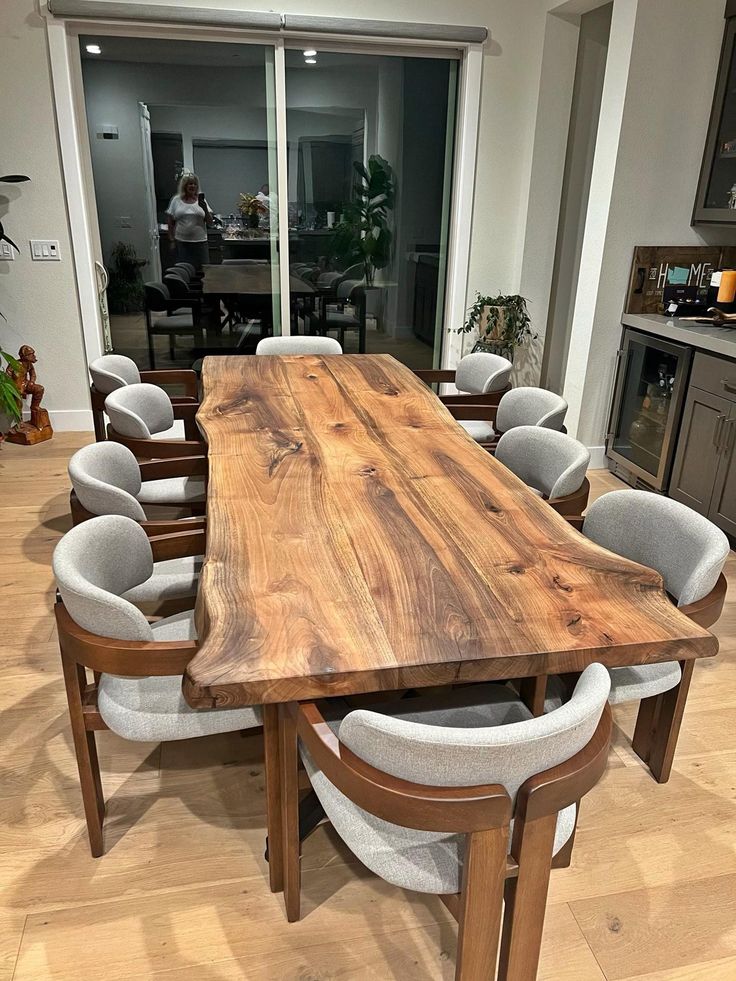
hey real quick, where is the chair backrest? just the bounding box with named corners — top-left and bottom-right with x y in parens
top-left (340, 263), bottom-right (365, 283)
top-left (68, 442), bottom-right (146, 522)
top-left (336, 279), bottom-right (363, 302)
top-left (583, 490), bottom-right (730, 607)
top-left (495, 426), bottom-right (590, 499)
top-left (496, 387), bottom-right (567, 433)
top-left (53, 515), bottom-right (155, 641)
top-left (256, 336), bottom-right (343, 355)
top-left (105, 383), bottom-right (174, 439)
top-left (89, 354), bottom-right (141, 395)
top-left (338, 663), bottom-right (610, 802)
top-left (144, 282), bottom-right (170, 312)
top-left (455, 352), bottom-right (513, 396)
top-left (175, 262), bottom-right (196, 278)
top-left (163, 272), bottom-right (189, 298)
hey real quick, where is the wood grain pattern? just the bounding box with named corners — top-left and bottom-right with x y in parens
top-left (184, 354), bottom-right (717, 708)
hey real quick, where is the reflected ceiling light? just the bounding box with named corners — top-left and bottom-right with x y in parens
top-left (303, 49), bottom-right (317, 57)
top-left (305, 57), bottom-right (317, 64)
top-left (85, 43), bottom-right (102, 54)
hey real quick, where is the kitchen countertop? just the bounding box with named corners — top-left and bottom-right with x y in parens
top-left (622, 312), bottom-right (736, 359)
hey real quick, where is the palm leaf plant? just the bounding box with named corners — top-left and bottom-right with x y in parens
top-left (331, 155), bottom-right (395, 287)
top-left (0, 174), bottom-right (30, 426)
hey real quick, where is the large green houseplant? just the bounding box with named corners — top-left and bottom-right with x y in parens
top-left (331, 154), bottom-right (395, 287)
top-left (457, 292), bottom-right (536, 361)
top-left (106, 242), bottom-right (146, 315)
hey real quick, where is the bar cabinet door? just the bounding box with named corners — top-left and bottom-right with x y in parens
top-left (669, 388), bottom-right (731, 515)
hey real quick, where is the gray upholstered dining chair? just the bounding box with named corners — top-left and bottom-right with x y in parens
top-left (452, 386), bottom-right (568, 447)
top-left (281, 664), bottom-right (612, 980)
top-left (576, 490), bottom-right (729, 781)
top-left (68, 440), bottom-right (205, 535)
top-left (53, 515), bottom-right (261, 856)
top-left (415, 351), bottom-right (513, 407)
top-left (495, 425), bottom-right (591, 515)
top-left (88, 353), bottom-right (198, 443)
top-left (105, 383), bottom-right (205, 459)
top-left (255, 335), bottom-right (343, 355)
top-left (144, 281), bottom-right (204, 369)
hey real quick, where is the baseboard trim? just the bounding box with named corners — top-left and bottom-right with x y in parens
top-left (44, 409), bottom-right (94, 432)
top-left (587, 445), bottom-right (608, 470)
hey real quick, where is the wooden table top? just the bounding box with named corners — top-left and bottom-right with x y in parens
top-left (201, 263), bottom-right (315, 296)
top-left (184, 354), bottom-right (717, 708)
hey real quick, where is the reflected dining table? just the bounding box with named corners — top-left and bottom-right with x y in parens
top-left (183, 353), bottom-right (716, 921)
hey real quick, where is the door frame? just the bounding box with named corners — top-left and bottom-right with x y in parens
top-left (46, 14), bottom-right (482, 371)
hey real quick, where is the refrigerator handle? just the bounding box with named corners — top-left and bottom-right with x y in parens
top-left (604, 348), bottom-right (626, 443)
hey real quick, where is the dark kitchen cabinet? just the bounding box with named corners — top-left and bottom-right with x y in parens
top-left (694, 8), bottom-right (736, 223)
top-left (669, 351), bottom-right (736, 537)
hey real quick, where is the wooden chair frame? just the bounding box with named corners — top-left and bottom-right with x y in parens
top-left (414, 368), bottom-right (511, 408)
top-left (90, 368), bottom-right (199, 442)
top-left (280, 699), bottom-right (611, 981)
top-left (55, 528), bottom-right (204, 857)
top-left (69, 456), bottom-right (208, 533)
top-left (107, 402), bottom-right (206, 459)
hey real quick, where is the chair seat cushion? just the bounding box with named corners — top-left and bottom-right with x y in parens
top-left (98, 610), bottom-right (261, 741)
top-left (324, 311), bottom-right (360, 327)
top-left (121, 557), bottom-right (200, 604)
top-left (137, 476), bottom-right (206, 506)
top-left (608, 662), bottom-right (682, 705)
top-left (302, 685), bottom-right (576, 895)
top-left (150, 314), bottom-right (195, 331)
top-left (458, 419), bottom-right (496, 442)
top-left (152, 419), bottom-right (186, 441)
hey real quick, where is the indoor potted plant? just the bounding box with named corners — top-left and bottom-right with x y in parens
top-left (456, 292), bottom-right (536, 360)
top-left (0, 174), bottom-right (29, 437)
top-left (331, 154), bottom-right (395, 287)
top-left (238, 192), bottom-right (268, 229)
top-left (105, 242), bottom-right (146, 315)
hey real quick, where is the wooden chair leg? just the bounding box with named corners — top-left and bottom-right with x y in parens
top-left (92, 407), bottom-right (106, 443)
top-left (148, 331), bottom-right (156, 370)
top-left (263, 704), bottom-right (284, 893)
top-left (280, 703), bottom-right (301, 922)
top-left (455, 828), bottom-right (508, 981)
top-left (497, 813), bottom-right (557, 981)
top-left (639, 660), bottom-right (694, 784)
top-left (519, 676), bottom-right (547, 717)
top-left (631, 693), bottom-right (660, 764)
top-left (61, 656), bottom-right (105, 857)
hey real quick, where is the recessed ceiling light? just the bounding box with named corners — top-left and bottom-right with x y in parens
top-left (85, 43), bottom-right (102, 54)
top-left (303, 49), bottom-right (317, 57)
top-left (305, 58), bottom-right (317, 64)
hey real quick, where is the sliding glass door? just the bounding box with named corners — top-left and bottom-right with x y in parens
top-left (79, 35), bottom-right (282, 368)
top-left (76, 32), bottom-right (461, 371)
top-left (283, 47), bottom-right (459, 368)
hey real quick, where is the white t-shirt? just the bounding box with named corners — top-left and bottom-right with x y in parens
top-left (167, 196), bottom-right (208, 243)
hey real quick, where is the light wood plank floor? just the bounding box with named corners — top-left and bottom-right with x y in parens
top-left (1, 435), bottom-right (734, 980)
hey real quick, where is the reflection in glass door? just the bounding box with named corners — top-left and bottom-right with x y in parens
top-left (283, 48), bottom-right (458, 368)
top-left (79, 36), bottom-right (281, 369)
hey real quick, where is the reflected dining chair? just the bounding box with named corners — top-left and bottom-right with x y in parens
top-left (68, 440), bottom-right (206, 536)
top-left (255, 335), bottom-right (343, 355)
top-left (105, 383), bottom-right (206, 459)
top-left (53, 515), bottom-right (261, 856)
top-left (578, 490), bottom-right (729, 782)
top-left (450, 386), bottom-right (568, 451)
top-left (415, 351), bottom-right (513, 407)
top-left (309, 280), bottom-right (367, 353)
top-left (89, 354), bottom-right (198, 443)
top-left (495, 426), bottom-right (591, 516)
top-left (281, 664), bottom-right (611, 981)
top-left (144, 281), bottom-right (204, 369)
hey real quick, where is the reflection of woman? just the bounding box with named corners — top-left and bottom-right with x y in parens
top-left (166, 174), bottom-right (212, 270)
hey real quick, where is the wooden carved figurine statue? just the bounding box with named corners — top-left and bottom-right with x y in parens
top-left (6, 345), bottom-right (53, 445)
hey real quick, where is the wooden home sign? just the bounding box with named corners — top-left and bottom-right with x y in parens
top-left (625, 246), bottom-right (736, 314)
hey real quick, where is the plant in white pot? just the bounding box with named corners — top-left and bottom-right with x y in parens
top-left (456, 292), bottom-right (536, 361)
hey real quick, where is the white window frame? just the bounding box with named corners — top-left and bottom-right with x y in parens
top-left (45, 13), bottom-right (483, 370)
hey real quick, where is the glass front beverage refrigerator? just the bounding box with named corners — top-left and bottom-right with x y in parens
top-left (605, 328), bottom-right (691, 491)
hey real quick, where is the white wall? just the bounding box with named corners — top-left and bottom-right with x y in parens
top-left (565, 0), bottom-right (734, 450)
top-left (0, 0), bottom-right (92, 429)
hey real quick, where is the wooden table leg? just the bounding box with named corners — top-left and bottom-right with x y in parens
top-left (263, 703), bottom-right (284, 893)
top-left (634, 660), bottom-right (694, 784)
top-left (519, 676), bottom-right (547, 717)
top-left (280, 702), bottom-right (301, 922)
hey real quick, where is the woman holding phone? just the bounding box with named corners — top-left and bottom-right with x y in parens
top-left (166, 173), bottom-right (212, 271)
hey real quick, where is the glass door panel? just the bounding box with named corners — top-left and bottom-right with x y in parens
top-left (79, 35), bottom-right (281, 368)
top-left (283, 47), bottom-right (459, 368)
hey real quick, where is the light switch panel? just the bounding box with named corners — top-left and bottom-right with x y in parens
top-left (0, 242), bottom-right (14, 261)
top-left (30, 240), bottom-right (61, 261)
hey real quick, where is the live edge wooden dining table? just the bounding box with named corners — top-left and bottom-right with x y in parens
top-left (183, 353), bottom-right (717, 901)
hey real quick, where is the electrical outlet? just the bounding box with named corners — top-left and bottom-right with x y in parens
top-left (30, 240), bottom-right (60, 261)
top-left (0, 241), bottom-right (14, 261)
